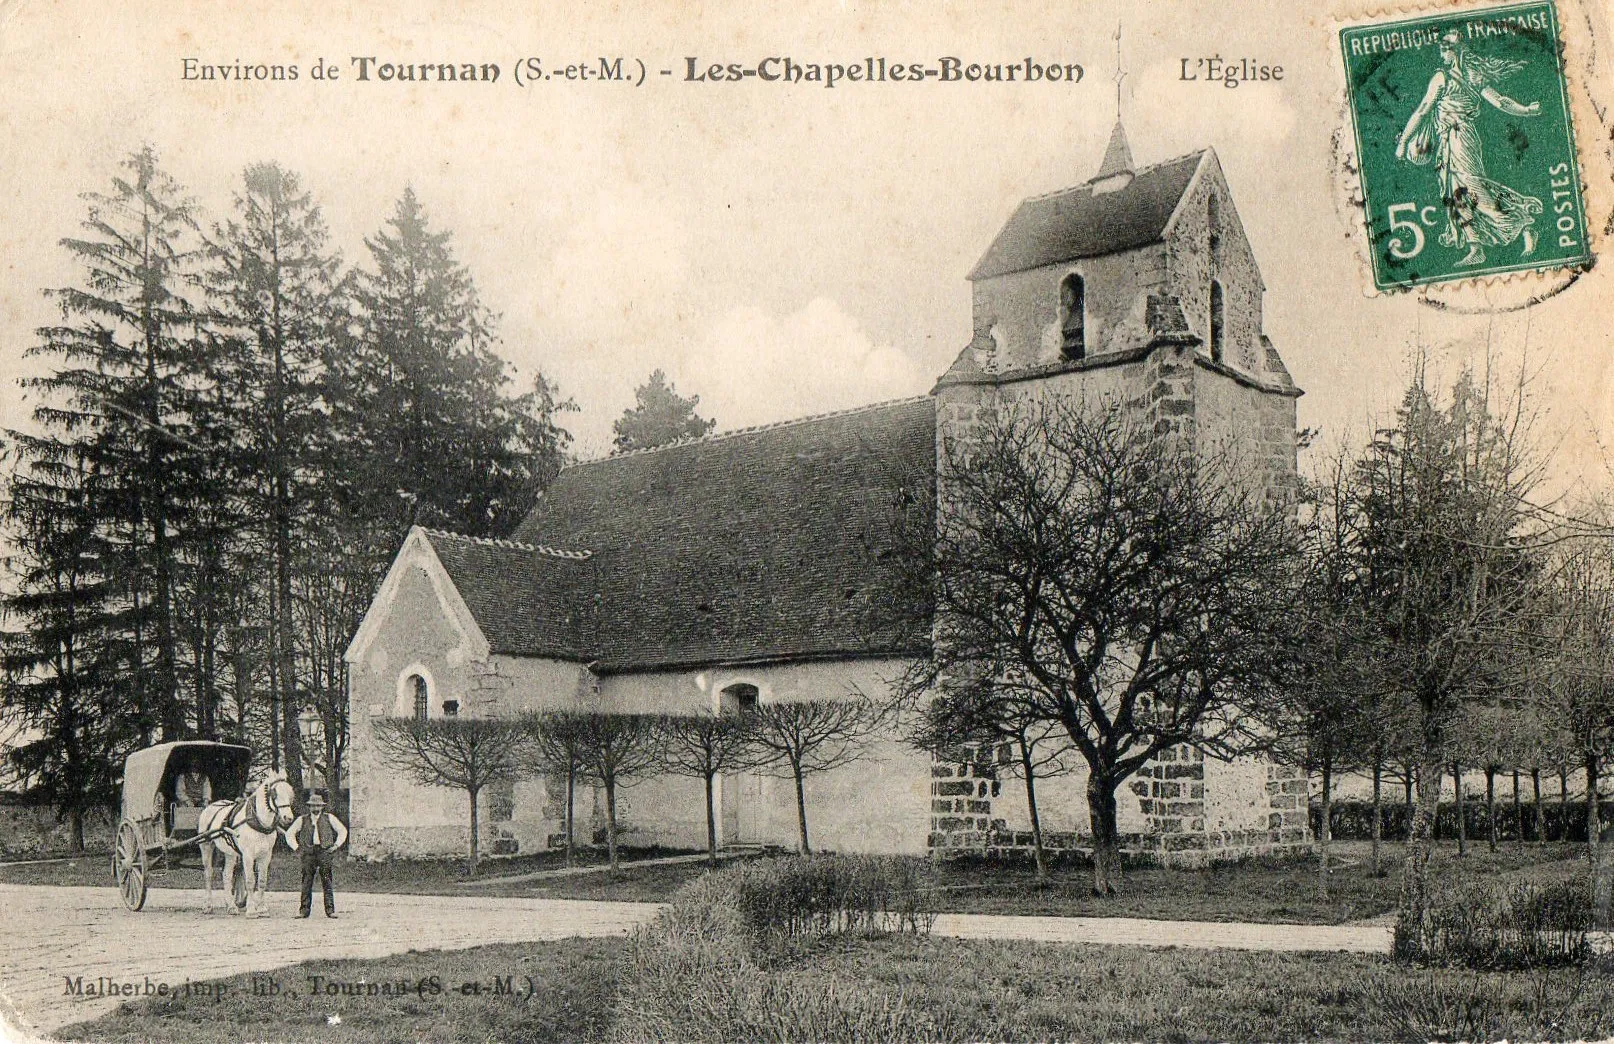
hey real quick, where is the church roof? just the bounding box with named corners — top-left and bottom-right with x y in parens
top-left (497, 397), bottom-right (937, 673)
top-left (421, 530), bottom-right (597, 659)
top-left (969, 150), bottom-right (1205, 280)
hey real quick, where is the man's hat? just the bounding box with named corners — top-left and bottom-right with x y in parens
top-left (307, 791), bottom-right (328, 807)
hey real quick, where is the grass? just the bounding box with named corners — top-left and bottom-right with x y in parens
top-left (927, 839), bottom-right (1588, 924)
top-left (0, 832), bottom-right (1588, 922)
top-left (5, 838), bottom-right (1591, 920)
top-left (60, 932), bottom-right (1614, 1043)
top-left (55, 939), bottom-right (620, 1044)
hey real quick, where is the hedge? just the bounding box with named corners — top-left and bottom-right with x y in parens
top-left (1311, 798), bottom-right (1612, 843)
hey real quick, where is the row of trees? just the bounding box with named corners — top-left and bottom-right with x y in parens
top-left (896, 366), bottom-right (1613, 904)
top-left (0, 146), bottom-right (722, 847)
top-left (371, 698), bottom-right (885, 876)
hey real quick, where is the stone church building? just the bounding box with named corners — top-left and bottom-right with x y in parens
top-left (344, 127), bottom-right (1312, 864)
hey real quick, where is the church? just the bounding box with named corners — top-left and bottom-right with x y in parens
top-left (343, 127), bottom-right (1313, 865)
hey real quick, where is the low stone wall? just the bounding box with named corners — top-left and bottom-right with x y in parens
top-left (928, 744), bottom-right (1313, 867)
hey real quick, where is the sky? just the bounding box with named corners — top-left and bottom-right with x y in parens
top-left (1, 0), bottom-right (1612, 482)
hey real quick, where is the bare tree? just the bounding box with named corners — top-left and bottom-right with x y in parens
top-left (519, 709), bottom-right (593, 866)
top-left (573, 713), bottom-right (663, 871)
top-left (1349, 367), bottom-right (1549, 938)
top-left (656, 711), bottom-right (761, 869)
top-left (747, 698), bottom-right (885, 854)
top-left (911, 683), bottom-right (1074, 880)
top-left (369, 715), bottom-right (527, 877)
top-left (900, 396), bottom-right (1302, 894)
top-left (1542, 527), bottom-right (1614, 916)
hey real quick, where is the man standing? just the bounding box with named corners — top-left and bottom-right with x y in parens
top-left (284, 791), bottom-right (347, 918)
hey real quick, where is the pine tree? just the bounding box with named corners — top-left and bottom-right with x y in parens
top-left (612, 370), bottom-right (715, 452)
top-left (0, 452), bottom-right (136, 848)
top-left (337, 188), bottom-right (546, 539)
top-left (21, 145), bottom-right (208, 743)
top-left (206, 162), bottom-right (343, 788)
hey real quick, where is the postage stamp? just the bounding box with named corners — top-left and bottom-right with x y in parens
top-left (1339, 1), bottom-right (1592, 290)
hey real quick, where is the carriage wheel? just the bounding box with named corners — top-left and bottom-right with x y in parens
top-left (113, 821), bottom-right (148, 912)
top-left (230, 860), bottom-right (249, 910)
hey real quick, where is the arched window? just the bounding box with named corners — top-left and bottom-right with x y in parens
top-left (411, 674), bottom-right (429, 721)
top-left (1207, 193), bottom-right (1221, 253)
top-left (1059, 274), bottom-right (1085, 361)
top-left (1208, 280), bottom-right (1225, 364)
top-left (719, 683), bottom-right (760, 716)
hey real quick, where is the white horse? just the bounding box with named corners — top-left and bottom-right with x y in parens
top-left (198, 771), bottom-right (297, 917)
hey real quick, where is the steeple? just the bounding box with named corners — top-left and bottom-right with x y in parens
top-left (1091, 24), bottom-right (1134, 191)
top-left (1095, 120), bottom-right (1133, 180)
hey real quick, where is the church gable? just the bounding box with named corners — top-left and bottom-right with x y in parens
top-left (345, 527), bottom-right (491, 669)
top-left (1160, 150), bottom-right (1268, 378)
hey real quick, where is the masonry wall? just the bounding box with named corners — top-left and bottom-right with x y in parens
top-left (346, 549), bottom-right (592, 860)
top-left (350, 565), bottom-right (933, 860)
top-left (1164, 153), bottom-right (1266, 378)
top-left (932, 262), bottom-right (1308, 865)
top-left (597, 658), bottom-right (931, 855)
top-left (969, 245), bottom-right (1169, 371)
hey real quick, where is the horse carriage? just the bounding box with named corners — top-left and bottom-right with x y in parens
top-left (111, 741), bottom-right (296, 914)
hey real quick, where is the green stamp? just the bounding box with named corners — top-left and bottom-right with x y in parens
top-left (1340, 1), bottom-right (1591, 289)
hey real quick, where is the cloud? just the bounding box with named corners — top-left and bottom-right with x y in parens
top-left (681, 297), bottom-right (928, 432)
top-left (537, 188), bottom-right (694, 354)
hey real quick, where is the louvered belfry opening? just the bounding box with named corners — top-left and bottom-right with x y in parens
top-left (1060, 273), bottom-right (1086, 361)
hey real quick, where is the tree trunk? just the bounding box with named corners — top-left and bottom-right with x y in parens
top-left (1511, 770), bottom-right (1521, 845)
top-left (1370, 760), bottom-right (1383, 878)
top-left (604, 776), bottom-right (620, 871)
top-left (70, 808), bottom-right (85, 853)
top-left (703, 772), bottom-right (718, 870)
top-left (1404, 770), bottom-right (1415, 842)
top-left (1398, 751), bottom-right (1444, 961)
top-left (1485, 766), bottom-right (1497, 853)
top-left (1318, 759), bottom-right (1333, 899)
top-left (1587, 755), bottom-right (1600, 872)
top-left (1019, 741), bottom-right (1047, 881)
top-left (1532, 768), bottom-right (1544, 845)
top-left (1561, 767), bottom-right (1571, 844)
top-left (467, 785), bottom-right (480, 878)
top-left (1086, 775), bottom-right (1121, 896)
top-left (792, 759), bottom-right (811, 855)
top-left (564, 757), bottom-right (576, 867)
top-left (1453, 763), bottom-right (1466, 857)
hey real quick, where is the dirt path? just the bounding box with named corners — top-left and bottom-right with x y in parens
top-left (0, 884), bottom-right (659, 1039)
top-left (2, 883), bottom-right (1407, 1041)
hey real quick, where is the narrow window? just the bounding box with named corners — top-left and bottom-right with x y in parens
top-left (411, 675), bottom-right (429, 721)
top-left (1209, 280), bottom-right (1225, 363)
top-left (720, 683), bottom-right (760, 716)
top-left (1208, 193), bottom-right (1221, 253)
top-left (1060, 274), bottom-right (1085, 361)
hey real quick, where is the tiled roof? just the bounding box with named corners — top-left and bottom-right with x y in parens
top-left (504, 397), bottom-right (937, 672)
top-left (969, 151), bottom-right (1205, 280)
top-left (422, 529), bottom-right (597, 659)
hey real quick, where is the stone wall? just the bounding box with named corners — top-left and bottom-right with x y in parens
top-left (346, 535), bottom-right (593, 861)
top-left (598, 659), bottom-right (931, 855)
top-left (929, 742), bottom-right (1310, 866)
top-left (969, 245), bottom-right (1170, 372)
top-left (1164, 151), bottom-right (1265, 377)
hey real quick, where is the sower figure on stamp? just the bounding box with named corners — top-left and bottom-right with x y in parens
top-left (1395, 29), bottom-right (1543, 267)
top-left (284, 791), bottom-right (347, 918)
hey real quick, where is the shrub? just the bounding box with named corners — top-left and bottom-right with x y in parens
top-left (1394, 879), bottom-right (1593, 969)
top-left (613, 855), bottom-right (942, 1042)
top-left (721, 854), bottom-right (938, 944)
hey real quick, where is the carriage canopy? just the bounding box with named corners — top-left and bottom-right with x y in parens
top-left (118, 741), bottom-right (253, 821)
